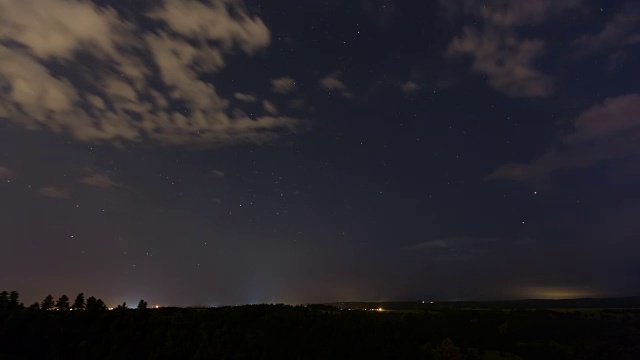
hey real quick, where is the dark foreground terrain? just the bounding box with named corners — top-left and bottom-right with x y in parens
top-left (2, 299), bottom-right (640, 359)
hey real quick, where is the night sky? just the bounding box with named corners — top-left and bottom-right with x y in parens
top-left (1, 0), bottom-right (640, 307)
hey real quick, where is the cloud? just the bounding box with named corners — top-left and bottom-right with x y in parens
top-left (0, 166), bottom-right (16, 179)
top-left (407, 236), bottom-right (497, 250)
top-left (0, 0), bottom-right (305, 147)
top-left (441, 0), bottom-right (581, 98)
top-left (319, 73), bottom-right (353, 98)
top-left (233, 93), bottom-right (257, 102)
top-left (271, 77), bottom-right (297, 94)
top-left (487, 94), bottom-right (640, 181)
top-left (446, 28), bottom-right (554, 98)
top-left (262, 100), bottom-right (279, 115)
top-left (572, 4), bottom-right (640, 55)
top-left (441, 0), bottom-right (582, 27)
top-left (565, 94), bottom-right (640, 144)
top-left (480, 1), bottom-right (581, 26)
top-left (0, 0), bottom-right (124, 59)
top-left (288, 98), bottom-right (306, 110)
top-left (211, 170), bottom-right (225, 178)
top-left (361, 0), bottom-right (397, 28)
top-left (38, 186), bottom-right (70, 199)
top-left (147, 0), bottom-right (271, 55)
top-left (400, 81), bottom-right (421, 94)
top-left (406, 236), bottom-right (497, 262)
top-left (607, 51), bottom-right (626, 72)
top-left (79, 168), bottom-right (120, 189)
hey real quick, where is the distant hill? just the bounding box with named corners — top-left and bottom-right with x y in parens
top-left (325, 296), bottom-right (640, 310)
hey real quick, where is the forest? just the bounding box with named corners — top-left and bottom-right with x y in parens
top-left (2, 290), bottom-right (640, 359)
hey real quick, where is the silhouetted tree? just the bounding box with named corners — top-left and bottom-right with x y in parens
top-left (41, 295), bottom-right (55, 310)
top-left (56, 294), bottom-right (70, 311)
top-left (72, 293), bottom-right (85, 310)
top-left (137, 299), bottom-right (148, 309)
top-left (86, 297), bottom-right (109, 311)
top-left (0, 291), bottom-right (8, 310)
top-left (9, 291), bottom-right (20, 309)
top-left (85, 296), bottom-right (98, 311)
top-left (28, 301), bottom-right (40, 310)
top-left (434, 338), bottom-right (462, 360)
top-left (116, 302), bottom-right (127, 310)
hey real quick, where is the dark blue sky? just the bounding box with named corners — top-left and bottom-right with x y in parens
top-left (1, 0), bottom-right (639, 306)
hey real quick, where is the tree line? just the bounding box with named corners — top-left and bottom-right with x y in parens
top-left (2, 290), bottom-right (640, 359)
top-left (0, 290), bottom-right (149, 312)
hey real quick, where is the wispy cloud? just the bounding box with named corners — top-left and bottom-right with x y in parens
top-left (211, 170), bottom-right (225, 178)
top-left (446, 29), bottom-right (553, 98)
top-left (0, 166), bottom-right (16, 179)
top-left (441, 0), bottom-right (583, 26)
top-left (288, 98), bottom-right (306, 110)
top-left (406, 236), bottom-right (497, 262)
top-left (400, 81), bottom-right (422, 94)
top-left (262, 100), bottom-right (279, 115)
top-left (271, 77), bottom-right (297, 94)
top-left (38, 186), bottom-right (70, 199)
top-left (79, 168), bottom-right (121, 189)
top-left (361, 0), bottom-right (397, 28)
top-left (607, 51), bottom-right (627, 72)
top-left (233, 93), bottom-right (257, 103)
top-left (441, 0), bottom-right (582, 98)
top-left (407, 236), bottom-right (497, 250)
top-left (319, 72), bottom-right (352, 98)
top-left (487, 94), bottom-right (640, 181)
top-left (0, 0), bottom-right (305, 146)
top-left (572, 4), bottom-right (640, 55)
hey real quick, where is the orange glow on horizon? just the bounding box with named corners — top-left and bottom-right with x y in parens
top-left (514, 286), bottom-right (602, 299)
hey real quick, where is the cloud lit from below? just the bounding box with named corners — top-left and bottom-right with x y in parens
top-left (0, 0), bottom-right (305, 147)
top-left (487, 94), bottom-right (640, 182)
top-left (514, 286), bottom-right (602, 300)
